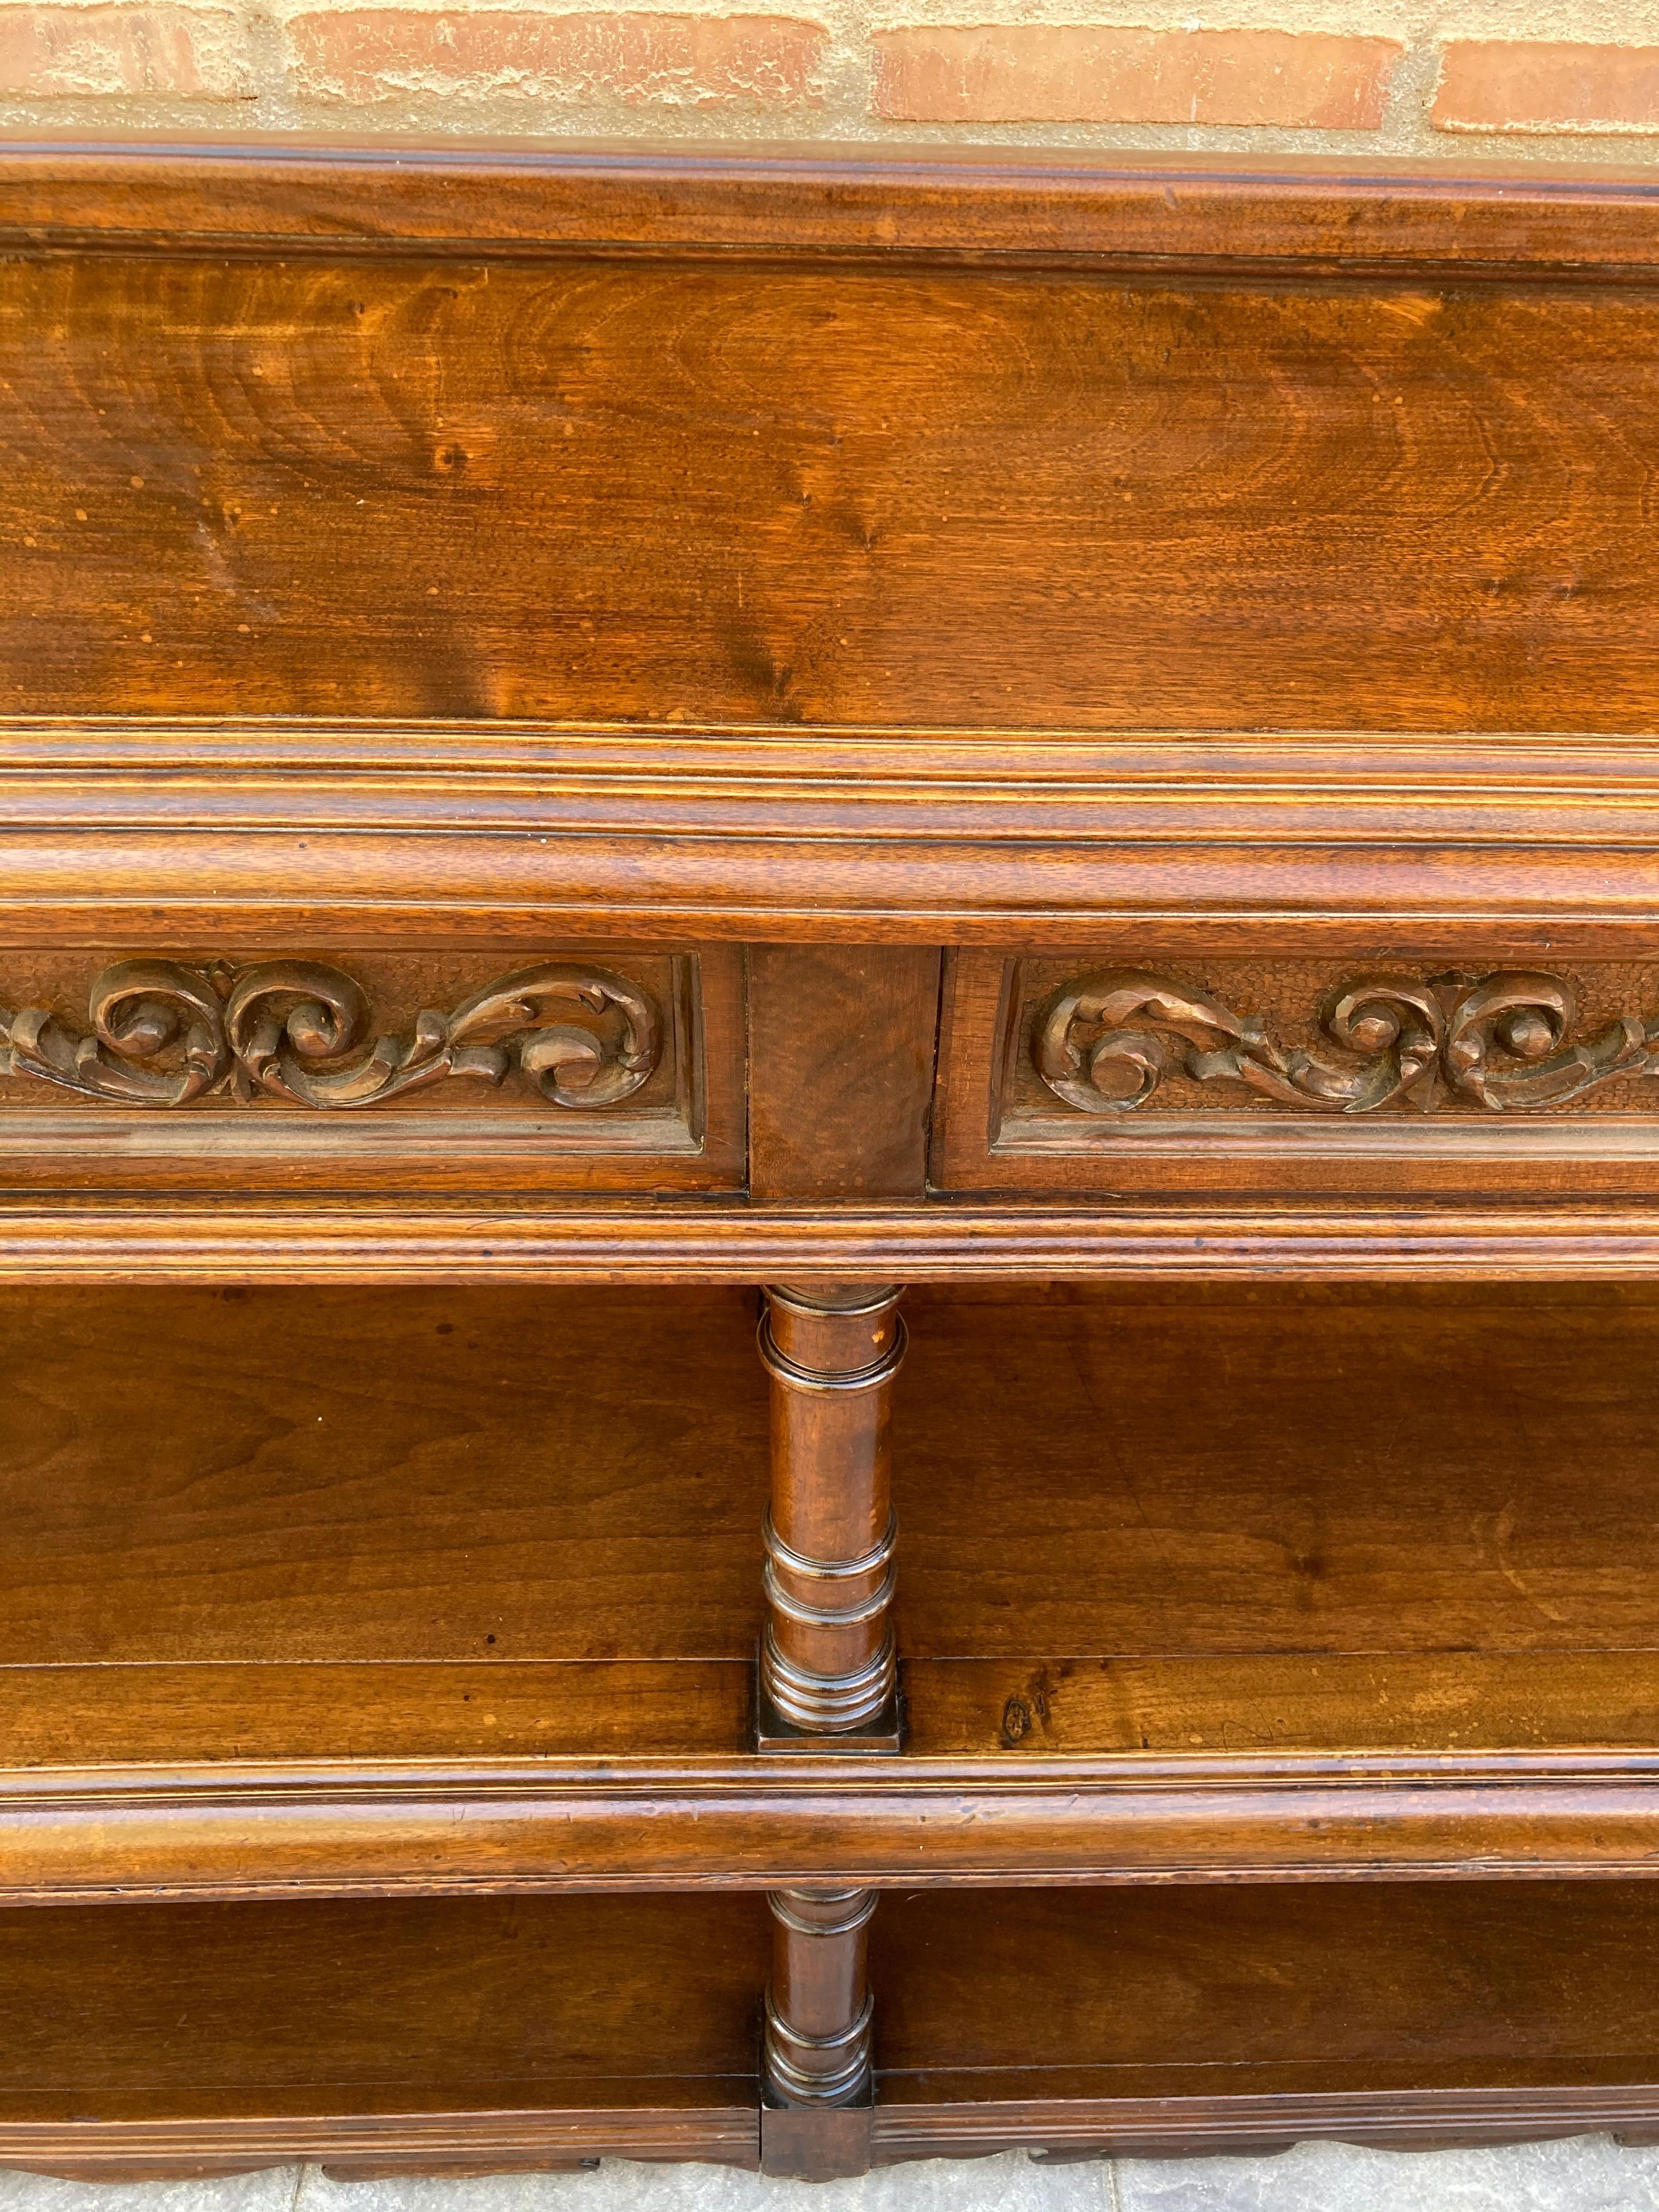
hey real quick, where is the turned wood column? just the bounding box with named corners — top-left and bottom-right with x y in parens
top-left (759, 1886), bottom-right (878, 2177)
top-left (763, 1886), bottom-right (876, 2106)
top-left (756, 1281), bottom-right (905, 1747)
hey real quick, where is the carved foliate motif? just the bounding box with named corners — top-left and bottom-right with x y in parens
top-left (0, 960), bottom-right (661, 1110)
top-left (1035, 970), bottom-right (1659, 1115)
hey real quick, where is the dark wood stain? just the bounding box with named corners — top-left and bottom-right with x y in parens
top-left (2, 143), bottom-right (1659, 2179)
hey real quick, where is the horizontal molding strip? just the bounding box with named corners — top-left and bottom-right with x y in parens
top-left (5, 725), bottom-right (1659, 948)
top-left (0, 2083), bottom-right (1645, 2171)
top-left (3, 147), bottom-right (1659, 283)
top-left (0, 2106), bottom-right (759, 2171)
top-left (5, 1202), bottom-right (1659, 1280)
top-left (4, 1753), bottom-right (1659, 1897)
top-left (872, 2083), bottom-right (1659, 2158)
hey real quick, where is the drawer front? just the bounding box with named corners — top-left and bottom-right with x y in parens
top-left (933, 951), bottom-right (1659, 1200)
top-left (0, 944), bottom-right (743, 1194)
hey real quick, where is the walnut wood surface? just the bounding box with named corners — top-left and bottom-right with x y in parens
top-left (0, 1893), bottom-right (765, 2171)
top-left (873, 2080), bottom-right (1659, 2162)
top-left (759, 1284), bottom-right (904, 1741)
top-left (0, 1881), bottom-right (1657, 2172)
top-left (896, 1283), bottom-right (1659, 1656)
top-left (874, 1881), bottom-right (1659, 2075)
top-left (6, 145), bottom-right (1659, 279)
top-left (762, 1886), bottom-right (877, 2135)
top-left (870, 1880), bottom-right (1659, 2154)
top-left (22, 1278), bottom-right (1654, 1674)
top-left (0, 1284), bottom-right (766, 1664)
top-left (936, 952), bottom-right (1659, 1200)
top-left (7, 161), bottom-right (1659, 734)
top-left (748, 950), bottom-right (938, 1201)
top-left (0, 946), bottom-right (742, 1193)
top-left (13, 1200), bottom-right (1659, 1281)
top-left (9, 144), bottom-right (1659, 277)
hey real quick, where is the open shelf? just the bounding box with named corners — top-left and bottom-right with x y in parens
top-left (0, 1892), bottom-right (765, 2175)
top-left (3, 1283), bottom-right (768, 1672)
top-left (871, 1880), bottom-right (1659, 2159)
top-left (897, 1279), bottom-right (1659, 1740)
top-left (6, 1280), bottom-right (1659, 1895)
top-left (1, 1279), bottom-right (765, 1770)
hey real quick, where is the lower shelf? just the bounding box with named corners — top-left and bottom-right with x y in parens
top-left (0, 1893), bottom-right (766, 2176)
top-left (4, 1883), bottom-right (1659, 2175)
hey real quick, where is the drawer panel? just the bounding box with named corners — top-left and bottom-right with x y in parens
top-left (0, 944), bottom-right (743, 1194)
top-left (934, 950), bottom-right (1659, 1199)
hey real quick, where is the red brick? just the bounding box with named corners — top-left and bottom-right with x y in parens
top-left (0, 2), bottom-right (252, 96)
top-left (872, 24), bottom-right (1400, 127)
top-left (1435, 40), bottom-right (1659, 134)
top-left (288, 8), bottom-right (827, 106)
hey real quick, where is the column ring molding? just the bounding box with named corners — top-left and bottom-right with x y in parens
top-left (763, 1506), bottom-right (897, 1584)
top-left (756, 1313), bottom-right (909, 1394)
top-left (762, 1559), bottom-right (896, 1629)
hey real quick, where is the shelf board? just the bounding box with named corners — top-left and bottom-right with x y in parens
top-left (7, 1646), bottom-right (1659, 1897)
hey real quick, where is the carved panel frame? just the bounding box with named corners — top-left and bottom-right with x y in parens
top-left (0, 944), bottom-right (744, 1194)
top-left (932, 952), bottom-right (1659, 1199)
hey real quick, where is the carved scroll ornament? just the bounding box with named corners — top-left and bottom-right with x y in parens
top-left (1035, 970), bottom-right (1659, 1115)
top-left (0, 960), bottom-right (662, 1110)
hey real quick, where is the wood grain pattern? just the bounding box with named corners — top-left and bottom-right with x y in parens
top-left (6, 198), bottom-right (1659, 732)
top-left (748, 949), bottom-right (939, 1201)
top-left (3, 1281), bottom-right (1659, 1900)
top-left (896, 1282), bottom-right (1659, 1656)
top-left (0, 1892), bottom-right (765, 2171)
top-left (7, 147), bottom-right (1659, 2171)
top-left (26, 1277), bottom-right (1655, 1675)
top-left (0, 1284), bottom-right (766, 1663)
top-left (874, 2079), bottom-right (1659, 2163)
top-left (7, 146), bottom-right (1659, 278)
top-left (10, 726), bottom-right (1659, 957)
top-left (8, 1198), bottom-right (1659, 1280)
top-left (873, 1881), bottom-right (1659, 2075)
top-left (12, 1728), bottom-right (1659, 1899)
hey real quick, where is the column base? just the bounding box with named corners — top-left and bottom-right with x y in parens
top-left (759, 2098), bottom-right (873, 2181)
top-left (753, 1645), bottom-right (904, 1753)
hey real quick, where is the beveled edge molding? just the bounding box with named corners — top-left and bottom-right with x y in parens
top-left (0, 2107), bottom-right (760, 2175)
top-left (0, 2083), bottom-right (1645, 2177)
top-left (3, 147), bottom-right (1659, 284)
top-left (18, 721), bottom-right (1659, 823)
top-left (4, 1201), bottom-right (1659, 1279)
top-left (7, 1745), bottom-right (1659, 1899)
top-left (870, 2083), bottom-right (1659, 2161)
top-left (0, 2081), bottom-right (1645, 2178)
top-left (7, 725), bottom-right (1659, 946)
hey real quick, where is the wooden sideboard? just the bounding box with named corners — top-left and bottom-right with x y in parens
top-left (5, 140), bottom-right (1659, 2181)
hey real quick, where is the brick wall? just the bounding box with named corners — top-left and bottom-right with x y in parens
top-left (4, 0), bottom-right (1659, 159)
